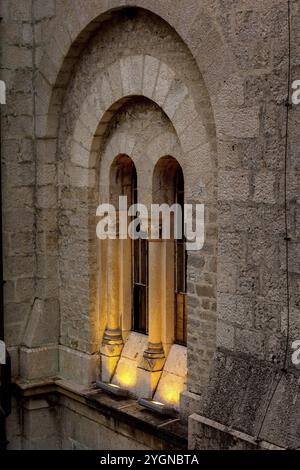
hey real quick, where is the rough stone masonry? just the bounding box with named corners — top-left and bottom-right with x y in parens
top-left (0, 0), bottom-right (299, 450)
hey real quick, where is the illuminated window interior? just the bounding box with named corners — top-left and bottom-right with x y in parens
top-left (153, 156), bottom-right (187, 347)
top-left (132, 167), bottom-right (148, 334)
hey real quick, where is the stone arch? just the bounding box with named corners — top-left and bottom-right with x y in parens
top-left (70, 55), bottom-right (213, 170)
top-left (68, 55), bottom-right (216, 217)
top-left (98, 97), bottom-right (183, 210)
top-left (41, 7), bottom-right (220, 400)
top-left (36, 3), bottom-right (238, 142)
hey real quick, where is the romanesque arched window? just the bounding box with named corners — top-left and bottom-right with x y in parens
top-left (102, 155), bottom-right (138, 352)
top-left (110, 154), bottom-right (135, 205)
top-left (108, 154), bottom-right (148, 339)
top-left (153, 156), bottom-right (187, 349)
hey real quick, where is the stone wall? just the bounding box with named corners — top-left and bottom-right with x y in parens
top-left (1, 0), bottom-right (299, 450)
top-left (1, 0), bottom-right (59, 382)
top-left (6, 381), bottom-right (187, 450)
top-left (1, 0), bottom-right (36, 379)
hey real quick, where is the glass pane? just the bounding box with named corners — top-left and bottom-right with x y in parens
top-left (140, 238), bottom-right (148, 285)
top-left (132, 163), bottom-right (148, 334)
top-left (134, 236), bottom-right (139, 284)
top-left (133, 284), bottom-right (147, 334)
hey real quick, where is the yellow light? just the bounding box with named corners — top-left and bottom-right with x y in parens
top-left (162, 387), bottom-right (180, 405)
top-left (115, 361), bottom-right (137, 388)
top-left (118, 372), bottom-right (136, 387)
top-left (156, 376), bottom-right (185, 406)
top-left (152, 400), bottom-right (164, 406)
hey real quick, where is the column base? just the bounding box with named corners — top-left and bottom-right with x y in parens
top-left (100, 328), bottom-right (123, 382)
top-left (100, 354), bottom-right (120, 383)
top-left (134, 342), bottom-right (165, 398)
top-left (140, 342), bottom-right (165, 372)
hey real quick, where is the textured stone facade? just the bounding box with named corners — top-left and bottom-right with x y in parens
top-left (0, 0), bottom-right (299, 450)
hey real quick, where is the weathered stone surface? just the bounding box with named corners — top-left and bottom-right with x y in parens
top-left (253, 171), bottom-right (276, 204)
top-left (2, 0), bottom-right (299, 451)
top-left (154, 344), bottom-right (187, 410)
top-left (59, 346), bottom-right (99, 385)
top-left (20, 346), bottom-right (59, 380)
top-left (111, 332), bottom-right (148, 395)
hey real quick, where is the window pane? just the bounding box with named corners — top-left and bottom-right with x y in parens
top-left (133, 283), bottom-right (148, 334)
top-left (140, 238), bottom-right (148, 285)
top-left (132, 165), bottom-right (148, 334)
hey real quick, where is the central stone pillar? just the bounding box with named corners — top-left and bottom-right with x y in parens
top-left (144, 238), bottom-right (165, 363)
top-left (104, 236), bottom-right (123, 344)
top-left (137, 220), bottom-right (165, 398)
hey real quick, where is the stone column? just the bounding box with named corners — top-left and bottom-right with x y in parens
top-left (119, 208), bottom-right (132, 340)
top-left (137, 218), bottom-right (165, 398)
top-left (143, 238), bottom-right (165, 363)
top-left (103, 237), bottom-right (123, 345)
top-left (161, 237), bottom-right (175, 355)
top-left (100, 234), bottom-right (123, 382)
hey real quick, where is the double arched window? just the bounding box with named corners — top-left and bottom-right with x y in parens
top-left (106, 154), bottom-right (186, 350)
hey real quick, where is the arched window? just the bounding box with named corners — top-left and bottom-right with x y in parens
top-left (109, 155), bottom-right (148, 337)
top-left (109, 154), bottom-right (135, 206)
top-left (106, 155), bottom-right (138, 344)
top-left (152, 156), bottom-right (187, 348)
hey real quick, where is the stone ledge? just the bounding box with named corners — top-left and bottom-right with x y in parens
top-left (13, 377), bottom-right (188, 450)
top-left (180, 390), bottom-right (203, 421)
top-left (19, 345), bottom-right (59, 380)
top-left (188, 413), bottom-right (285, 450)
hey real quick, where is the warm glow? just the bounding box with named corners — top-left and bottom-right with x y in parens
top-left (118, 371), bottom-right (136, 387)
top-left (114, 361), bottom-right (137, 388)
top-left (161, 386), bottom-right (180, 405)
top-left (155, 375), bottom-right (185, 406)
top-left (105, 355), bottom-right (120, 379)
